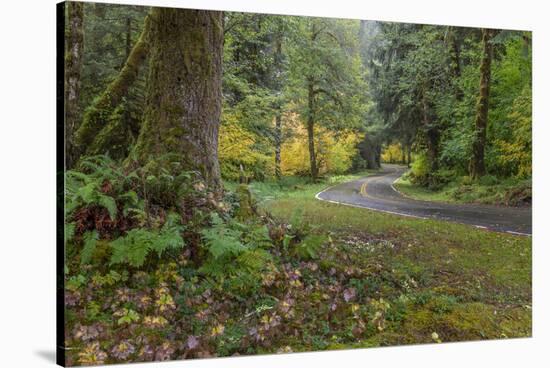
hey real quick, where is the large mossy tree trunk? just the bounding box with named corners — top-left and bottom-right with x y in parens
top-left (75, 15), bottom-right (150, 155)
top-left (470, 28), bottom-right (494, 179)
top-left (64, 2), bottom-right (84, 169)
top-left (132, 8), bottom-right (224, 192)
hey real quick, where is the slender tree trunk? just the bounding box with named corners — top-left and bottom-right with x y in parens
top-left (470, 28), bottom-right (494, 179)
top-left (274, 113), bottom-right (282, 179)
top-left (273, 25), bottom-right (284, 180)
top-left (426, 129), bottom-right (439, 172)
top-left (422, 87), bottom-right (439, 172)
top-left (307, 80), bottom-right (318, 180)
top-left (132, 8), bottom-right (224, 192)
top-left (76, 15), bottom-right (150, 152)
top-left (64, 2), bottom-right (84, 169)
top-left (451, 38), bottom-right (464, 100)
top-left (407, 144), bottom-right (412, 167)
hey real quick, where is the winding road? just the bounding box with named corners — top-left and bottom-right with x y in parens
top-left (315, 165), bottom-right (532, 235)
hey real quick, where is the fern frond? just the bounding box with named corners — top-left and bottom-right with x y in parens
top-left (81, 230), bottom-right (99, 265)
top-left (201, 214), bottom-right (245, 259)
top-left (97, 194), bottom-right (117, 220)
top-left (65, 222), bottom-right (76, 243)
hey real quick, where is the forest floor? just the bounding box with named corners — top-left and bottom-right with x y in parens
top-left (248, 173), bottom-right (532, 348)
top-left (64, 167), bottom-right (532, 365)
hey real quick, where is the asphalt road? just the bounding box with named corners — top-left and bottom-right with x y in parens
top-left (315, 164), bottom-right (532, 235)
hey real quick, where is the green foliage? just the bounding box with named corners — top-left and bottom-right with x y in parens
top-left (201, 213), bottom-right (245, 259)
top-left (293, 234), bottom-right (326, 260)
top-left (81, 230), bottom-right (99, 265)
top-left (200, 213), bottom-right (274, 295)
top-left (79, 2), bottom-right (148, 124)
top-left (409, 154), bottom-right (430, 181)
top-left (65, 222), bottom-right (76, 243)
top-left (109, 212), bottom-right (185, 268)
top-left (64, 9), bottom-right (532, 364)
top-left (65, 155), bottom-right (141, 220)
top-left (116, 308), bottom-right (140, 325)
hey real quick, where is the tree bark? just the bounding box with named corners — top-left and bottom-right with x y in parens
top-left (470, 29), bottom-right (494, 179)
top-left (274, 113), bottom-right (282, 179)
top-left (132, 8), bottom-right (224, 192)
top-left (273, 25), bottom-right (284, 180)
top-left (125, 17), bottom-right (132, 60)
top-left (426, 129), bottom-right (439, 172)
top-left (359, 135), bottom-right (380, 170)
top-left (421, 86), bottom-right (439, 172)
top-left (307, 80), bottom-right (318, 180)
top-left (64, 2), bottom-right (84, 169)
top-left (75, 15), bottom-right (150, 154)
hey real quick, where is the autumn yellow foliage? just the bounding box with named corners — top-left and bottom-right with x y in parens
top-left (218, 113), bottom-right (273, 181)
top-left (381, 143), bottom-right (404, 163)
top-left (495, 87), bottom-right (532, 178)
top-left (220, 111), bottom-right (361, 180)
top-left (280, 118), bottom-right (360, 176)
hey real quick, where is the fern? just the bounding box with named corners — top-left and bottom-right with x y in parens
top-left (242, 224), bottom-right (272, 249)
top-left (65, 222), bottom-right (76, 243)
top-left (201, 213), bottom-right (245, 259)
top-left (97, 195), bottom-right (118, 220)
top-left (293, 234), bottom-right (327, 260)
top-left (199, 214), bottom-right (275, 295)
top-left (236, 249), bottom-right (272, 272)
top-left (81, 230), bottom-right (99, 265)
top-left (109, 212), bottom-right (185, 267)
top-left (65, 175), bottom-right (119, 220)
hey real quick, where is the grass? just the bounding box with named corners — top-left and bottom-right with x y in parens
top-left (227, 169), bottom-right (378, 204)
top-left (394, 175), bottom-right (532, 207)
top-left (248, 173), bottom-right (532, 346)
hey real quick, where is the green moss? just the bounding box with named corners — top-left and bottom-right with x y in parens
top-left (75, 15), bottom-right (151, 152)
top-left (235, 184), bottom-right (254, 220)
top-left (86, 104), bottom-right (135, 159)
top-left (498, 307), bottom-right (531, 338)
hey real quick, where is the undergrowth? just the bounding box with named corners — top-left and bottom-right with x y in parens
top-left (64, 159), bottom-right (530, 366)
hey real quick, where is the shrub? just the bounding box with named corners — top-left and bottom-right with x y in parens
top-left (479, 175), bottom-right (499, 186)
top-left (409, 155), bottom-right (454, 190)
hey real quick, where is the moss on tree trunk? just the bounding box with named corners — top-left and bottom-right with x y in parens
top-left (307, 80), bottom-right (318, 180)
top-left (132, 8), bottom-right (223, 193)
top-left (471, 29), bottom-right (494, 179)
top-left (274, 113), bottom-right (282, 179)
top-left (64, 2), bottom-right (84, 169)
top-left (75, 15), bottom-right (150, 154)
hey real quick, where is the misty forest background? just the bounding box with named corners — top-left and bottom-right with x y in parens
top-left (62, 2), bottom-right (532, 366)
